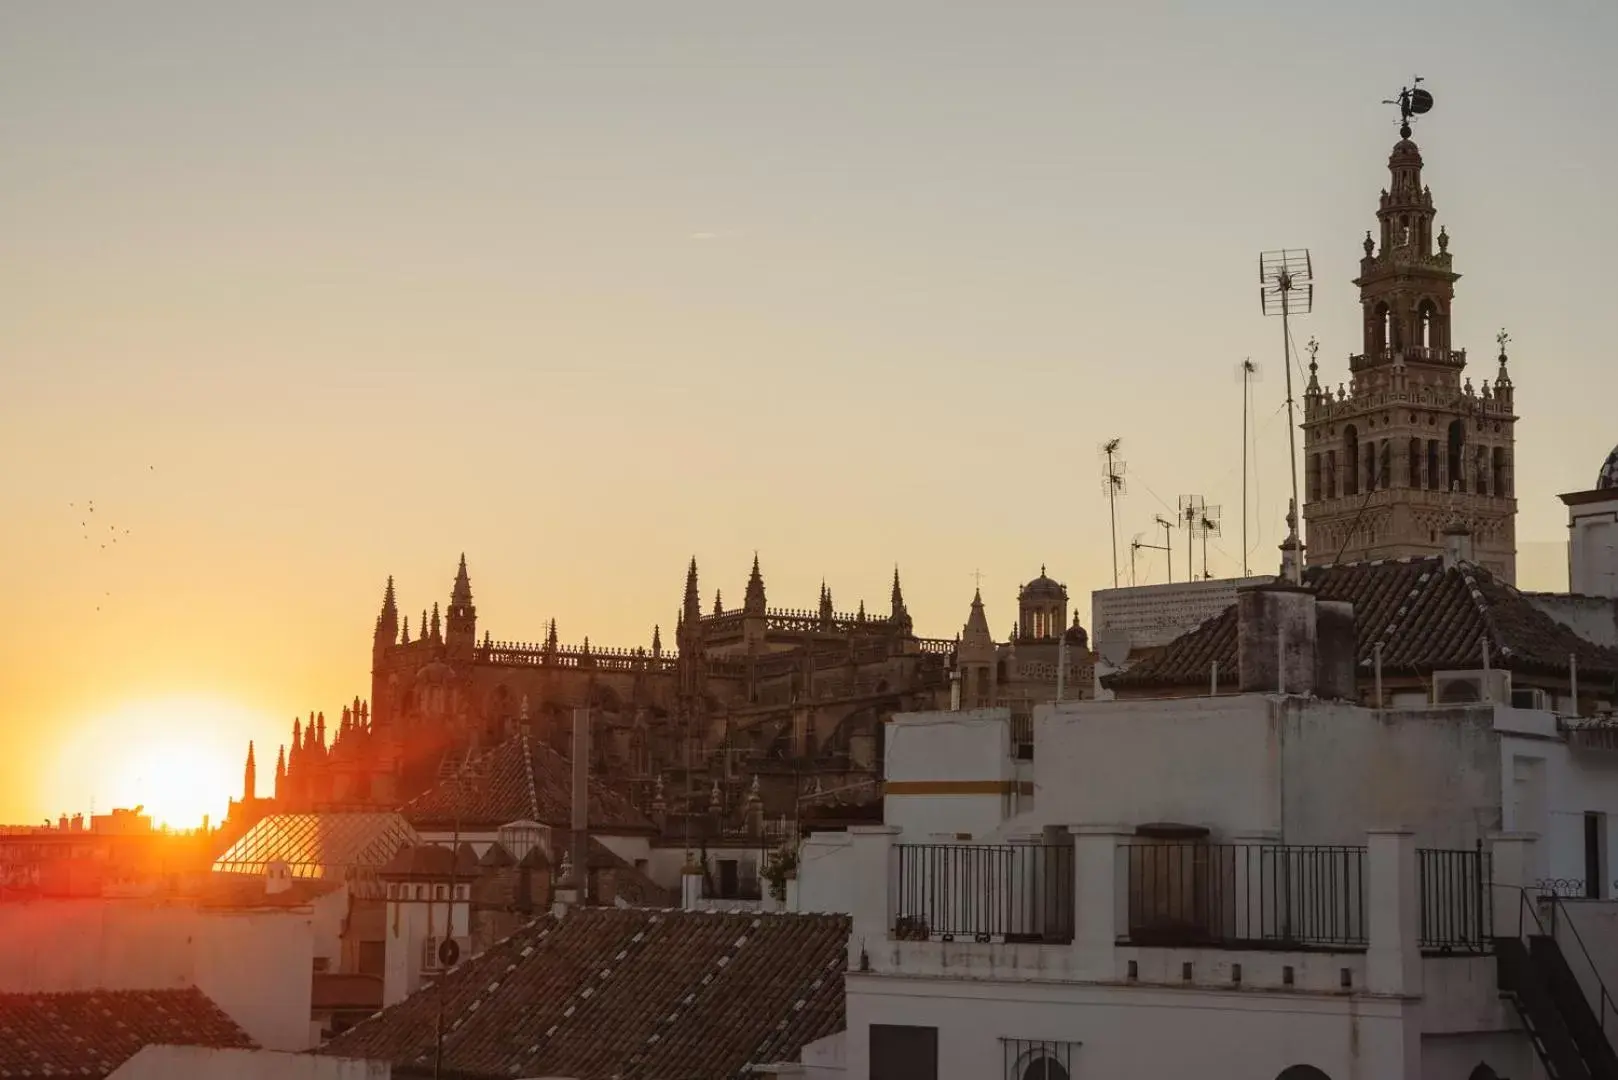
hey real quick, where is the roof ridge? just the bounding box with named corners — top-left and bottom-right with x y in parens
top-left (519, 730), bottom-right (541, 821)
top-left (1366, 562), bottom-right (1437, 666)
top-left (741, 949), bottom-right (847, 1076)
top-left (1454, 561), bottom-right (1507, 661)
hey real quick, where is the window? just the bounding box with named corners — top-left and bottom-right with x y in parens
top-left (434, 883), bottom-right (447, 901)
top-left (1307, 454), bottom-right (1321, 502)
top-left (1277, 1069), bottom-right (1333, 1080)
top-left (1408, 438), bottom-right (1422, 489)
top-left (1493, 447), bottom-right (1509, 497)
top-left (871, 1025), bottom-right (938, 1080)
top-left (1427, 440), bottom-right (1440, 491)
top-left (1447, 420), bottom-right (1466, 492)
top-left (1584, 813), bottom-right (1606, 900)
top-left (1003, 1039), bottom-right (1077, 1080)
top-left (1343, 426), bottom-right (1359, 496)
top-left (1364, 441), bottom-right (1377, 493)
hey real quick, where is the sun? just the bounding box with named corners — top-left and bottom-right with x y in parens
top-left (59, 695), bottom-right (267, 830)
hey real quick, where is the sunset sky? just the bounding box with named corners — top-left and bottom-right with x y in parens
top-left (3, 2), bottom-right (1616, 827)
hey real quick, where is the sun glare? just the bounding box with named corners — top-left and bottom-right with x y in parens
top-left (53, 696), bottom-right (267, 830)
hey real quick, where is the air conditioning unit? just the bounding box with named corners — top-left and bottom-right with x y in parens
top-left (1511, 687), bottom-right (1551, 711)
top-left (1432, 669), bottom-right (1513, 705)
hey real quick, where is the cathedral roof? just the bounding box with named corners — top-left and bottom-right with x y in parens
top-left (1104, 555), bottom-right (1618, 693)
top-left (401, 731), bottom-right (655, 834)
top-left (1599, 444), bottom-right (1618, 490)
top-left (1019, 566), bottom-right (1065, 597)
top-left (320, 907), bottom-right (848, 1080)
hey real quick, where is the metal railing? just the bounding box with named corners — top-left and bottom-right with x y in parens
top-left (1121, 842), bottom-right (1367, 949)
top-left (890, 843), bottom-right (1074, 944)
top-left (1418, 843), bottom-right (1493, 953)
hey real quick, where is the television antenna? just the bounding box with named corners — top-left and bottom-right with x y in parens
top-left (1138, 514), bottom-right (1176, 584)
top-left (1235, 359), bottom-right (1260, 576)
top-left (1198, 505), bottom-right (1223, 579)
top-left (1382, 76), bottom-right (1433, 140)
top-left (1259, 248), bottom-right (1313, 584)
top-left (1099, 439), bottom-right (1126, 588)
top-left (1127, 532), bottom-right (1145, 586)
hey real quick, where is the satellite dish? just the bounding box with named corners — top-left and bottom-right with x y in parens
top-left (1408, 88), bottom-right (1434, 115)
top-left (1095, 629), bottom-right (1132, 668)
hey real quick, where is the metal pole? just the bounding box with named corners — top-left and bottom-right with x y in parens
top-left (1107, 445), bottom-right (1120, 589)
top-left (1281, 284), bottom-right (1302, 585)
top-left (1242, 363), bottom-right (1250, 577)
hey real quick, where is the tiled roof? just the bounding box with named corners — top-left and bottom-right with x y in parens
top-left (212, 812), bottom-right (420, 882)
top-left (378, 842), bottom-right (482, 880)
top-left (0, 987), bottom-right (253, 1079)
top-left (401, 732), bottom-right (654, 833)
top-left (322, 907), bottom-right (849, 1080)
top-left (1106, 556), bottom-right (1618, 691)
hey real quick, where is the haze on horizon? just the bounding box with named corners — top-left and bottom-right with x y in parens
top-left (3, 1), bottom-right (1615, 827)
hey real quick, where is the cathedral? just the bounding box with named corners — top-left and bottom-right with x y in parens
top-left (228, 556), bottom-right (1094, 835)
top-left (1302, 117), bottom-right (1518, 581)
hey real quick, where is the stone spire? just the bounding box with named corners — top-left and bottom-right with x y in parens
top-left (447, 554), bottom-right (476, 652)
top-left (962, 588), bottom-right (992, 645)
top-left (713, 589), bottom-right (724, 617)
top-left (819, 581), bottom-right (834, 625)
top-left (546, 618), bottom-right (559, 652)
top-left (400, 615), bottom-right (411, 645)
top-left (374, 576), bottom-right (399, 646)
top-left (243, 742), bottom-right (256, 803)
top-left (683, 557), bottom-right (701, 624)
top-left (429, 603), bottom-right (442, 644)
top-left (651, 624), bottom-right (662, 657)
top-left (744, 553), bottom-right (766, 614)
top-left (274, 744), bottom-right (286, 799)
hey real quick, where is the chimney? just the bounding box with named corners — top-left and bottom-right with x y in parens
top-left (1442, 519), bottom-right (1475, 569)
top-left (1237, 583), bottom-right (1318, 695)
top-left (265, 859), bottom-right (292, 896)
top-left (681, 851), bottom-right (704, 910)
top-left (1314, 600), bottom-right (1357, 701)
top-left (552, 851), bottom-right (578, 917)
top-left (571, 709), bottom-right (590, 903)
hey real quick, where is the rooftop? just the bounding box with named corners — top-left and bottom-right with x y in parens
top-left (322, 907), bottom-right (848, 1080)
top-left (211, 811), bottom-right (420, 898)
top-left (1105, 555), bottom-right (1618, 692)
top-left (402, 731), bottom-right (655, 834)
top-left (0, 987), bottom-right (253, 1079)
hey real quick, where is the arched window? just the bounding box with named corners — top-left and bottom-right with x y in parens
top-left (1417, 299), bottom-right (1440, 351)
top-left (1364, 440), bottom-right (1378, 493)
top-left (1343, 426), bottom-right (1360, 496)
top-left (1379, 442), bottom-right (1392, 493)
top-left (1493, 447), bottom-right (1508, 497)
top-left (1468, 1064), bottom-right (1501, 1080)
top-left (1374, 305), bottom-right (1391, 353)
top-left (1427, 440), bottom-right (1440, 491)
top-left (1276, 1068), bottom-right (1333, 1080)
top-left (1308, 454), bottom-right (1322, 502)
top-left (1408, 438), bottom-right (1422, 488)
top-left (1447, 420), bottom-right (1466, 492)
top-left (1326, 450), bottom-right (1338, 498)
top-left (1475, 446), bottom-right (1490, 496)
top-left (1021, 1058), bottom-right (1070, 1080)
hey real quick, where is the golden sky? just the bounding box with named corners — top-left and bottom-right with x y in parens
top-left (3, 2), bottom-right (1614, 826)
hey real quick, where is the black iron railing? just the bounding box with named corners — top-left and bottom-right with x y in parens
top-left (1418, 843), bottom-right (1492, 953)
top-left (1121, 842), bottom-right (1367, 949)
top-left (890, 843), bottom-right (1074, 943)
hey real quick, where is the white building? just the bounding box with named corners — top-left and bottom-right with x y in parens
top-left (828, 568), bottom-right (1618, 1080)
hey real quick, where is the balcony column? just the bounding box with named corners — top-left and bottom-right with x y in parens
top-left (1488, 831), bottom-right (1539, 938)
top-left (1070, 825), bottom-right (1131, 980)
top-left (1366, 829), bottom-right (1421, 998)
top-left (847, 825), bottom-right (900, 971)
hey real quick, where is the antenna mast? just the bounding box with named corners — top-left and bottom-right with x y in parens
top-left (1238, 359), bottom-right (1258, 576)
top-left (1099, 439), bottom-right (1126, 588)
top-left (1259, 248), bottom-right (1314, 584)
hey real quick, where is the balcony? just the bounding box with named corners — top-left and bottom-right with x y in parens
top-left (854, 826), bottom-right (1492, 994)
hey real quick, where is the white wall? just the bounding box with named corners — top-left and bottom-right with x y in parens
top-left (886, 709), bottom-right (1018, 840)
top-left (1030, 696), bottom-right (1510, 848)
top-left (796, 833), bottom-right (854, 914)
top-left (382, 884), bottom-right (470, 1006)
top-left (1567, 493), bottom-right (1618, 600)
top-left (847, 974), bottom-right (1436, 1080)
top-left (0, 898), bottom-right (315, 1051)
top-left (112, 1046), bottom-right (390, 1080)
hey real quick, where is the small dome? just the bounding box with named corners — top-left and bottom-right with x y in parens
top-left (1389, 138), bottom-right (1422, 164)
top-left (1019, 566), bottom-right (1065, 596)
top-left (1599, 445), bottom-right (1618, 490)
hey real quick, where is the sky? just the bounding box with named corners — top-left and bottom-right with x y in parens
top-left (2, 2), bottom-right (1616, 827)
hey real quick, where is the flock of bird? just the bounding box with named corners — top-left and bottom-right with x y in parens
top-left (73, 466), bottom-right (154, 612)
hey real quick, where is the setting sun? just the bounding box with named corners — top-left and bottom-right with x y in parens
top-left (44, 696), bottom-right (273, 830)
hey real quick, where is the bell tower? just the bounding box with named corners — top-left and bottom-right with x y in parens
top-left (1301, 85), bottom-right (1518, 583)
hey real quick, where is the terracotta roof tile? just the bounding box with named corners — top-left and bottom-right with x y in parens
top-left (402, 732), bottom-right (654, 833)
top-left (0, 987), bottom-right (254, 1079)
top-left (321, 907), bottom-right (848, 1080)
top-left (1106, 556), bottom-right (1618, 691)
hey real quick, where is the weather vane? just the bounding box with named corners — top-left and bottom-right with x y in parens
top-left (1497, 328), bottom-right (1511, 356)
top-left (1382, 76), bottom-right (1433, 139)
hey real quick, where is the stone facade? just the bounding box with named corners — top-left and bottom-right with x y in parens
top-left (1302, 132), bottom-right (1518, 583)
top-left (236, 557), bottom-right (1093, 835)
